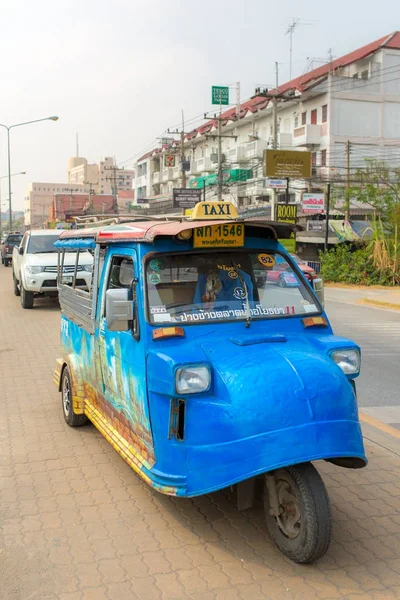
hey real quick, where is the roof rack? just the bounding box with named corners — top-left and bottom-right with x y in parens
top-left (73, 213), bottom-right (185, 227)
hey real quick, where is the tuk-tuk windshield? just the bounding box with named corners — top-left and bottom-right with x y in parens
top-left (146, 251), bottom-right (320, 325)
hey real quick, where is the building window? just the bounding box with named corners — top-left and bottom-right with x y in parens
top-left (321, 149), bottom-right (327, 167)
top-left (301, 112), bottom-right (307, 125)
top-left (322, 105), bottom-right (328, 123)
top-left (294, 115), bottom-right (299, 129)
top-left (311, 109), bottom-right (317, 125)
top-left (312, 152), bottom-right (317, 166)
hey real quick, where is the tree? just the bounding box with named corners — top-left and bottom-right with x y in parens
top-left (349, 159), bottom-right (400, 227)
top-left (349, 159), bottom-right (400, 283)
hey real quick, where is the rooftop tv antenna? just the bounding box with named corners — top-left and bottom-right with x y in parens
top-left (286, 18), bottom-right (314, 80)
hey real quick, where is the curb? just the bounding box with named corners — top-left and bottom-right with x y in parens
top-left (359, 411), bottom-right (400, 458)
top-left (360, 411), bottom-right (400, 440)
top-left (358, 298), bottom-right (400, 311)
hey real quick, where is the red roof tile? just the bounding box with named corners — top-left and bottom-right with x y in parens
top-left (276, 31), bottom-right (400, 94)
top-left (137, 32), bottom-right (400, 159)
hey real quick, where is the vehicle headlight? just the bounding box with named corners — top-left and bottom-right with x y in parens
top-left (331, 349), bottom-right (360, 375)
top-left (82, 265), bottom-right (93, 272)
top-left (175, 365), bottom-right (211, 394)
top-left (26, 266), bottom-right (45, 274)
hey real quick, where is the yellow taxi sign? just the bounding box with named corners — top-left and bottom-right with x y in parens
top-left (190, 201), bottom-right (238, 220)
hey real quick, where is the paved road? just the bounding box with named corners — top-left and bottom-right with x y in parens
top-left (326, 296), bottom-right (400, 429)
top-left (2, 266), bottom-right (400, 599)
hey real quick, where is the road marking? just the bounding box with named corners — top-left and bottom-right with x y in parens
top-left (360, 411), bottom-right (400, 440)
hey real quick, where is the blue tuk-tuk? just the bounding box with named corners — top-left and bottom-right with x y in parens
top-left (54, 201), bottom-right (366, 564)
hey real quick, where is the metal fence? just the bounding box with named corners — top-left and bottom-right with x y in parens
top-left (307, 261), bottom-right (321, 274)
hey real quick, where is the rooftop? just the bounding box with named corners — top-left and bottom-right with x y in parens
top-left (137, 31), bottom-right (400, 162)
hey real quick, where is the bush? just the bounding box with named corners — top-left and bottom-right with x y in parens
top-left (320, 244), bottom-right (394, 285)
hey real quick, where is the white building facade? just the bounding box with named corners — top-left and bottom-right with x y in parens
top-left (68, 156), bottom-right (134, 195)
top-left (134, 32), bottom-right (400, 209)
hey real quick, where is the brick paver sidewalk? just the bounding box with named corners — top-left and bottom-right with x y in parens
top-left (1, 268), bottom-right (400, 600)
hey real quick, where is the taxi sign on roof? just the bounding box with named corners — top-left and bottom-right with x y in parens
top-left (190, 201), bottom-right (238, 220)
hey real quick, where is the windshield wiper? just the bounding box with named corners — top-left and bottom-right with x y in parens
top-left (231, 261), bottom-right (251, 328)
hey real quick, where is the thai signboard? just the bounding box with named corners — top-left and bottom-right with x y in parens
top-left (302, 193), bottom-right (325, 214)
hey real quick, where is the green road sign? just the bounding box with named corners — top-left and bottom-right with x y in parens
top-left (212, 86), bottom-right (229, 105)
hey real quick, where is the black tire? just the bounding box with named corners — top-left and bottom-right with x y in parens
top-left (61, 367), bottom-right (88, 427)
top-left (20, 284), bottom-right (34, 309)
top-left (278, 276), bottom-right (286, 288)
top-left (13, 273), bottom-right (20, 297)
top-left (264, 462), bottom-right (331, 564)
top-left (4, 258), bottom-right (9, 267)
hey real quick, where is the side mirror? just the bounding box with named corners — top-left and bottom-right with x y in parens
top-left (312, 278), bottom-right (324, 307)
top-left (19, 246), bottom-right (24, 255)
top-left (105, 288), bottom-right (133, 331)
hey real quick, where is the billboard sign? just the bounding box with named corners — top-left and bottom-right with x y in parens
top-left (302, 193), bottom-right (325, 214)
top-left (172, 188), bottom-right (203, 209)
top-left (276, 203), bottom-right (297, 224)
top-left (265, 150), bottom-right (312, 178)
top-left (212, 86), bottom-right (229, 105)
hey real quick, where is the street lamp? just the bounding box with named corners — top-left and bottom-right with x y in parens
top-left (0, 116), bottom-right (59, 231)
top-left (0, 171), bottom-right (26, 237)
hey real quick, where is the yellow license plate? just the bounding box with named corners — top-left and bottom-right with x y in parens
top-left (193, 223), bottom-right (244, 248)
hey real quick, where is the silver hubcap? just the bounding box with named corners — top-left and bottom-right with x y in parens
top-left (275, 478), bottom-right (301, 539)
top-left (62, 375), bottom-right (71, 415)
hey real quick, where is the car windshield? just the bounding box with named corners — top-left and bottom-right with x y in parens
top-left (7, 235), bottom-right (22, 243)
top-left (291, 254), bottom-right (305, 265)
top-left (27, 235), bottom-right (59, 254)
top-left (146, 251), bottom-right (320, 325)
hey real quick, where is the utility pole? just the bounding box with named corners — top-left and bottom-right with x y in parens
top-left (64, 187), bottom-right (79, 212)
top-left (180, 110), bottom-right (187, 190)
top-left (203, 112), bottom-right (237, 202)
top-left (252, 64), bottom-right (294, 220)
top-left (104, 166), bottom-right (120, 214)
top-left (83, 180), bottom-right (98, 214)
top-left (345, 140), bottom-right (351, 222)
top-left (217, 112), bottom-right (223, 200)
top-left (272, 62), bottom-right (279, 220)
top-left (324, 183), bottom-right (331, 252)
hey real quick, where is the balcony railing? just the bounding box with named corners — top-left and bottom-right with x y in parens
top-left (161, 168), bottom-right (173, 182)
top-left (196, 157), bottom-right (214, 172)
top-left (227, 146), bottom-right (247, 163)
top-left (292, 124), bottom-right (321, 147)
top-left (246, 140), bottom-right (269, 159)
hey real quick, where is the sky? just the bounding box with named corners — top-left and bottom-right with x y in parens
top-left (1, 0), bottom-right (400, 211)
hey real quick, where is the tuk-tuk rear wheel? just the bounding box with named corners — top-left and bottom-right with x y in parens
top-left (264, 462), bottom-right (331, 564)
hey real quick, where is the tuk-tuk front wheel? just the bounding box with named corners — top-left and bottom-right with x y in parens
top-left (264, 462), bottom-right (331, 564)
top-left (61, 367), bottom-right (88, 427)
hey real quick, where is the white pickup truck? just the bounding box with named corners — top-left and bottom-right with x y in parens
top-left (13, 229), bottom-right (93, 308)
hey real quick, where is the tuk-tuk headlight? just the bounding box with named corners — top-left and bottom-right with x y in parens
top-left (331, 349), bottom-right (360, 375)
top-left (175, 365), bottom-right (211, 394)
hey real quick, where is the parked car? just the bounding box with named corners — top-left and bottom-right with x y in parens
top-left (1, 232), bottom-right (23, 267)
top-left (12, 230), bottom-right (93, 309)
top-left (290, 254), bottom-right (317, 281)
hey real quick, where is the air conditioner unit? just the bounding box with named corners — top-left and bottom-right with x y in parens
top-left (211, 152), bottom-right (226, 163)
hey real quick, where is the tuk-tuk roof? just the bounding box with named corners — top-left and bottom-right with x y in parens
top-left (55, 218), bottom-right (300, 247)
